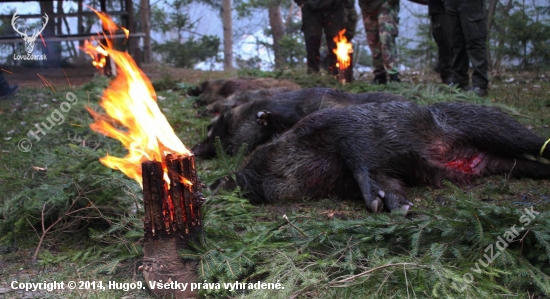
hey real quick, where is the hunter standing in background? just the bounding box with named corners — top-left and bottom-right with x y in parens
top-left (445, 0), bottom-right (489, 96)
top-left (359, 0), bottom-right (401, 84)
top-left (409, 0), bottom-right (453, 84)
top-left (296, 0), bottom-right (357, 75)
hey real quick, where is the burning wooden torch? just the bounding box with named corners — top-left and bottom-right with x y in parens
top-left (333, 29), bottom-right (354, 84)
top-left (83, 11), bottom-right (202, 299)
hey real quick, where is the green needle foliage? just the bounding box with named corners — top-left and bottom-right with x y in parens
top-left (187, 184), bottom-right (550, 298)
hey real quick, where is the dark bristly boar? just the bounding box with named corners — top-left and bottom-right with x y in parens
top-left (188, 77), bottom-right (301, 107)
top-left (236, 101), bottom-right (550, 212)
top-left (191, 87), bottom-right (407, 159)
top-left (205, 87), bottom-right (298, 115)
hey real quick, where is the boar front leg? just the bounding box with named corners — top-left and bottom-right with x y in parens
top-left (373, 174), bottom-right (414, 212)
top-left (352, 170), bottom-right (386, 212)
top-left (337, 140), bottom-right (386, 212)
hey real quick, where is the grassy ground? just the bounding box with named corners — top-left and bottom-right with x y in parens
top-left (0, 67), bottom-right (549, 298)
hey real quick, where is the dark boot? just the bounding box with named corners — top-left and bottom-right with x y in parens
top-left (305, 35), bottom-right (322, 74)
top-left (0, 85), bottom-right (19, 98)
top-left (468, 87), bottom-right (488, 97)
top-left (389, 74), bottom-right (401, 83)
top-left (0, 72), bottom-right (18, 98)
top-left (448, 82), bottom-right (470, 91)
top-left (372, 74), bottom-right (387, 85)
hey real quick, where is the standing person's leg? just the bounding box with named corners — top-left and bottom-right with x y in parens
top-left (301, 6), bottom-right (324, 73)
top-left (431, 12), bottom-right (453, 83)
top-left (445, 0), bottom-right (470, 89)
top-left (361, 8), bottom-right (386, 84)
top-left (0, 68), bottom-right (19, 98)
top-left (323, 4), bottom-right (346, 76)
top-left (467, 37), bottom-right (489, 93)
top-left (462, 0), bottom-right (489, 94)
top-left (378, 1), bottom-right (400, 82)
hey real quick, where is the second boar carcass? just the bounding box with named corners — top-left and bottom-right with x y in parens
top-left (189, 77), bottom-right (301, 107)
top-left (191, 87), bottom-right (407, 158)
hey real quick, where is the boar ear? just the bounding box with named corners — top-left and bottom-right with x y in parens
top-left (209, 175), bottom-right (238, 194)
top-left (256, 110), bottom-right (272, 126)
top-left (219, 80), bottom-right (237, 97)
top-left (188, 81), bottom-right (207, 96)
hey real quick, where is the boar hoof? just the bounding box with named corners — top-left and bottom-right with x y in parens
top-left (256, 110), bottom-right (272, 126)
top-left (383, 192), bottom-right (414, 212)
top-left (400, 204), bottom-right (413, 214)
top-left (368, 198), bottom-right (385, 213)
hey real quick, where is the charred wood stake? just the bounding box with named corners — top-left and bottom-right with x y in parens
top-left (338, 52), bottom-right (353, 84)
top-left (141, 154), bottom-right (204, 299)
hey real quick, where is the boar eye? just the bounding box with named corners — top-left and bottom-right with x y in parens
top-left (256, 110), bottom-right (272, 126)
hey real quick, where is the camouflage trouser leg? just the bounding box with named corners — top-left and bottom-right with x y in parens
top-left (362, 2), bottom-right (400, 76)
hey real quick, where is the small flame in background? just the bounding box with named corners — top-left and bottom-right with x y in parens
top-left (82, 9), bottom-right (191, 188)
top-left (83, 39), bottom-right (107, 68)
top-left (333, 29), bottom-right (353, 70)
top-left (81, 7), bottom-right (120, 69)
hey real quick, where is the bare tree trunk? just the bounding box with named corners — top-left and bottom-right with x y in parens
top-left (62, 17), bottom-right (77, 57)
top-left (521, 0), bottom-right (528, 69)
top-left (78, 0), bottom-right (83, 58)
top-left (221, 0), bottom-right (233, 70)
top-left (285, 1), bottom-right (295, 28)
top-left (56, 1), bottom-right (63, 35)
top-left (268, 0), bottom-right (285, 69)
top-left (485, 0), bottom-right (498, 66)
top-left (492, 0), bottom-right (514, 72)
top-left (140, 0), bottom-right (152, 63)
top-left (124, 0), bottom-right (140, 66)
top-left (486, 0), bottom-right (498, 33)
top-left (41, 1), bottom-right (61, 66)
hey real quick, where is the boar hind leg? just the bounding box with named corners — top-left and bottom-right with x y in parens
top-left (464, 128), bottom-right (550, 161)
top-left (437, 103), bottom-right (550, 160)
top-left (484, 155), bottom-right (550, 179)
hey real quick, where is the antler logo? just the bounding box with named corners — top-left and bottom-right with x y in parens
top-left (12, 12), bottom-right (49, 54)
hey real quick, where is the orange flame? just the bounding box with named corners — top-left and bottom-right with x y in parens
top-left (333, 29), bottom-right (353, 70)
top-left (87, 6), bottom-right (118, 48)
top-left (82, 39), bottom-right (108, 69)
top-left (80, 6), bottom-right (116, 70)
top-left (82, 11), bottom-right (191, 188)
top-left (121, 27), bottom-right (130, 39)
